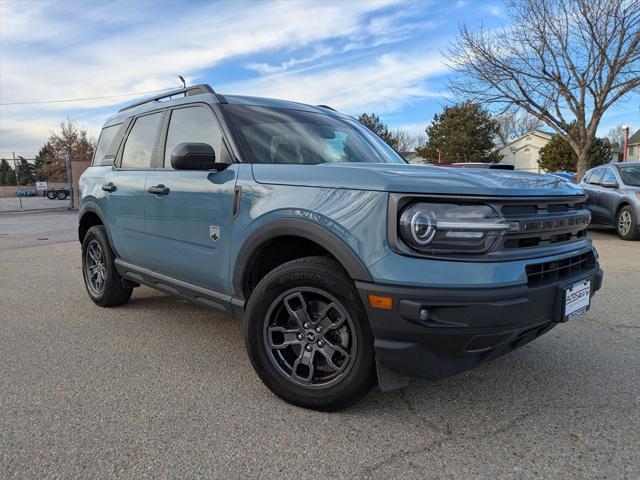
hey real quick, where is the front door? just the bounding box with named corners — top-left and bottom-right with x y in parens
top-left (144, 104), bottom-right (237, 294)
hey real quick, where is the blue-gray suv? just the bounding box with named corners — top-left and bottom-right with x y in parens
top-left (79, 84), bottom-right (603, 411)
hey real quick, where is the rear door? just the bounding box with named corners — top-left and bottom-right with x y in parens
top-left (144, 104), bottom-right (238, 293)
top-left (599, 167), bottom-right (623, 223)
top-left (104, 111), bottom-right (164, 265)
top-left (583, 167), bottom-right (606, 223)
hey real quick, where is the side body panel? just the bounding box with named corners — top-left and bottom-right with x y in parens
top-left (144, 167), bottom-right (238, 292)
top-left (79, 166), bottom-right (149, 264)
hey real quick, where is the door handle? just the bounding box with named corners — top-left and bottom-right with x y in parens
top-left (101, 182), bottom-right (117, 192)
top-left (148, 184), bottom-right (170, 196)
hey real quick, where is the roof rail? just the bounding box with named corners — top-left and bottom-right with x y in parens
top-left (317, 104), bottom-right (337, 111)
top-left (118, 84), bottom-right (217, 112)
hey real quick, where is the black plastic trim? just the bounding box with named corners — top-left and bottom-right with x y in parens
top-left (233, 218), bottom-right (373, 298)
top-left (78, 202), bottom-right (118, 256)
top-left (114, 259), bottom-right (245, 316)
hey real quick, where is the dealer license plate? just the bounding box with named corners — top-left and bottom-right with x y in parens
top-left (564, 278), bottom-right (591, 321)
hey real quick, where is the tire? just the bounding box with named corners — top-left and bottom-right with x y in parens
top-left (46, 191), bottom-right (56, 200)
top-left (57, 191), bottom-right (68, 200)
top-left (245, 256), bottom-right (376, 411)
top-left (81, 225), bottom-right (133, 307)
top-left (616, 205), bottom-right (639, 241)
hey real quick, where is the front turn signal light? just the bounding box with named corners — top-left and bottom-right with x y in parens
top-left (368, 294), bottom-right (393, 310)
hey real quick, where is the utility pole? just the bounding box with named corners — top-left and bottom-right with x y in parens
top-left (65, 153), bottom-right (74, 209)
top-left (12, 152), bottom-right (22, 210)
top-left (622, 125), bottom-right (630, 163)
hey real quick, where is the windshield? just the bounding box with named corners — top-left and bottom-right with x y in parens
top-left (224, 105), bottom-right (406, 164)
top-left (619, 166), bottom-right (640, 186)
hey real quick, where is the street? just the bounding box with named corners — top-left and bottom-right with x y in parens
top-left (1, 210), bottom-right (638, 479)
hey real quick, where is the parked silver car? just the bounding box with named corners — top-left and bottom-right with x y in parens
top-left (580, 162), bottom-right (640, 240)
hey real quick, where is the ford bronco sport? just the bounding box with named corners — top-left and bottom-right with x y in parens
top-left (79, 84), bottom-right (603, 411)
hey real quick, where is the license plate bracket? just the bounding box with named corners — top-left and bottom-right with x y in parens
top-left (561, 277), bottom-right (591, 321)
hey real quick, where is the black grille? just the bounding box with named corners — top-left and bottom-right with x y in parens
top-left (499, 198), bottom-right (590, 250)
top-left (525, 251), bottom-right (595, 287)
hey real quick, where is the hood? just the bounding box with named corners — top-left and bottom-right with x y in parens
top-left (251, 163), bottom-right (585, 197)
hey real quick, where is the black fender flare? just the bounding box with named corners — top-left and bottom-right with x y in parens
top-left (78, 202), bottom-right (119, 256)
top-left (232, 218), bottom-right (373, 298)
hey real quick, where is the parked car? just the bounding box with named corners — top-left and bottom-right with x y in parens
top-left (580, 162), bottom-right (640, 240)
top-left (16, 189), bottom-right (37, 197)
top-left (78, 84), bottom-right (603, 411)
top-left (45, 187), bottom-right (70, 200)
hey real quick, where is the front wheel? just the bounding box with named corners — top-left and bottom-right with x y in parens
top-left (617, 205), bottom-right (639, 241)
top-left (245, 256), bottom-right (376, 411)
top-left (46, 191), bottom-right (56, 199)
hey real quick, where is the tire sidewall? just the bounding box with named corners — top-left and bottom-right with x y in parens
top-left (245, 259), bottom-right (375, 410)
top-left (81, 226), bottom-right (113, 303)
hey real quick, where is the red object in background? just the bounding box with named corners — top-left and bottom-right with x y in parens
top-left (623, 126), bottom-right (629, 162)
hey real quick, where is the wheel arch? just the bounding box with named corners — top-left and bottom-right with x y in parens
top-left (233, 218), bottom-right (373, 300)
top-left (78, 202), bottom-right (119, 256)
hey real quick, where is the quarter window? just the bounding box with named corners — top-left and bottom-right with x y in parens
top-left (601, 169), bottom-right (617, 185)
top-left (93, 124), bottom-right (121, 166)
top-left (121, 113), bottom-right (163, 168)
top-left (164, 106), bottom-right (223, 167)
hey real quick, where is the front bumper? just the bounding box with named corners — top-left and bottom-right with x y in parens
top-left (357, 263), bottom-right (603, 380)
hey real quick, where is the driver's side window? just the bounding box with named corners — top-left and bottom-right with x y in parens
top-left (164, 106), bottom-right (223, 168)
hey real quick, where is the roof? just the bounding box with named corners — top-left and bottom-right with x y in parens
top-left (628, 128), bottom-right (640, 145)
top-left (104, 84), bottom-right (346, 126)
top-left (498, 130), bottom-right (553, 150)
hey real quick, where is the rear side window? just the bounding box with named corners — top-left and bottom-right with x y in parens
top-left (601, 169), bottom-right (617, 184)
top-left (163, 106), bottom-right (223, 167)
top-left (93, 124), bottom-right (122, 166)
top-left (121, 112), bottom-right (163, 168)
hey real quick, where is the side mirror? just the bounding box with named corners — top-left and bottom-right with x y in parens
top-left (601, 179), bottom-right (618, 188)
top-left (171, 142), bottom-right (228, 171)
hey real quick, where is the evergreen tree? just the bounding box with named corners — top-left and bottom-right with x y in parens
top-left (538, 125), bottom-right (612, 172)
top-left (0, 159), bottom-right (17, 186)
top-left (16, 157), bottom-right (35, 185)
top-left (416, 103), bottom-right (500, 163)
top-left (357, 113), bottom-right (398, 150)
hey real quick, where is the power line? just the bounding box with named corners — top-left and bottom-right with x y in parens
top-left (0, 87), bottom-right (177, 106)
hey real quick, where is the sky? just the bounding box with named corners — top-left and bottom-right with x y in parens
top-left (1, 0), bottom-right (639, 158)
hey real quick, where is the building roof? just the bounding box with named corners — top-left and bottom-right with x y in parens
top-left (628, 128), bottom-right (640, 145)
top-left (498, 130), bottom-right (553, 150)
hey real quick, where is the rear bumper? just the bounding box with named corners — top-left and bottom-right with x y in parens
top-left (356, 264), bottom-right (603, 380)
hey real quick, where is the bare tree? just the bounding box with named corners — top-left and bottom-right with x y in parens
top-left (494, 111), bottom-right (543, 145)
top-left (448, 0), bottom-right (640, 178)
top-left (606, 124), bottom-right (627, 148)
top-left (391, 128), bottom-right (427, 152)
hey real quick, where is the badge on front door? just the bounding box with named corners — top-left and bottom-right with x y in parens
top-left (209, 225), bottom-right (220, 242)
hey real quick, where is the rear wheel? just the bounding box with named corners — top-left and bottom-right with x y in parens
top-left (616, 205), bottom-right (639, 240)
top-left (245, 256), bottom-right (376, 411)
top-left (46, 191), bottom-right (56, 199)
top-left (57, 190), bottom-right (68, 200)
top-left (82, 225), bottom-right (133, 307)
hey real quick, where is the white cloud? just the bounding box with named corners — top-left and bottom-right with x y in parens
top-left (1, 0), bottom-right (408, 153)
top-left (225, 53), bottom-right (447, 114)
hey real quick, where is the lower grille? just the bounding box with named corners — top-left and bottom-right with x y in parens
top-left (525, 251), bottom-right (595, 287)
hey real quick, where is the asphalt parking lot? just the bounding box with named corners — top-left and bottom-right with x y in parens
top-left (1, 210), bottom-right (639, 479)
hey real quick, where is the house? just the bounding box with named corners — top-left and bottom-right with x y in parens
top-left (625, 128), bottom-right (640, 162)
top-left (497, 130), bottom-right (553, 172)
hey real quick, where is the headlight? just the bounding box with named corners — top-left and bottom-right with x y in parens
top-left (398, 202), bottom-right (517, 254)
